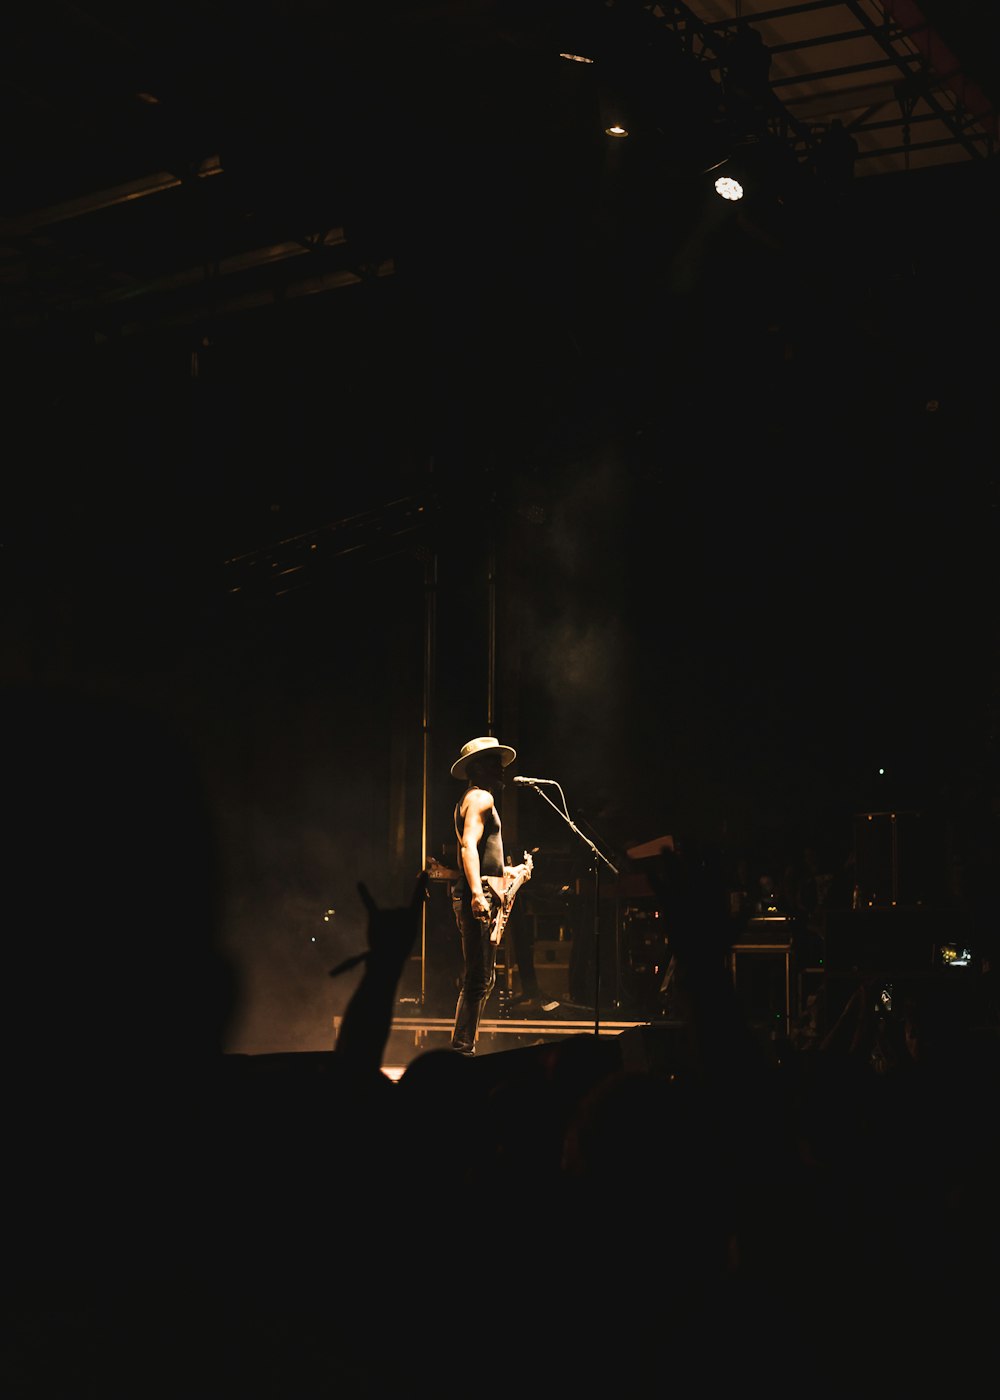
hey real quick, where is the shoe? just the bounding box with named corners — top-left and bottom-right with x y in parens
top-left (511, 992), bottom-right (561, 1013)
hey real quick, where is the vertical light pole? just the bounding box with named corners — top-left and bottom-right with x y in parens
top-left (419, 546), bottom-right (437, 1007)
top-left (486, 526), bottom-right (497, 734)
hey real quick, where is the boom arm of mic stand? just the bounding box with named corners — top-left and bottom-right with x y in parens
top-left (517, 780), bottom-right (619, 1032)
top-left (518, 781), bottom-right (618, 877)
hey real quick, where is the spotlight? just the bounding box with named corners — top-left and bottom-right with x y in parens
top-left (702, 149), bottom-right (745, 201)
top-left (714, 172), bottom-right (743, 201)
top-left (707, 132), bottom-right (805, 212)
top-left (705, 145), bottom-right (749, 201)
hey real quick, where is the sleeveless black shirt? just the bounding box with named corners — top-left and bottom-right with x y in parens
top-left (454, 788), bottom-right (504, 887)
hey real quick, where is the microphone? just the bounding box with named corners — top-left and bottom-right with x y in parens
top-left (512, 776), bottom-right (557, 785)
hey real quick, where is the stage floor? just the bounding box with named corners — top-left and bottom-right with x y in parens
top-left (334, 1003), bottom-right (686, 1072)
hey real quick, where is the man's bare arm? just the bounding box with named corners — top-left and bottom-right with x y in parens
top-left (458, 793), bottom-right (491, 921)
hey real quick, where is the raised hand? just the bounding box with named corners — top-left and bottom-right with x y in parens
top-left (332, 870), bottom-right (431, 1067)
top-left (329, 871), bottom-right (430, 978)
top-left (356, 870), bottom-right (430, 968)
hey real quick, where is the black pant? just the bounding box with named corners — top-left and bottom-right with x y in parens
top-left (450, 885), bottom-right (497, 1054)
top-left (509, 905), bottom-right (541, 997)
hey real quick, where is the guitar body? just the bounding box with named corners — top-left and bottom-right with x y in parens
top-left (482, 853), bottom-right (532, 1018)
top-left (487, 851), bottom-right (533, 947)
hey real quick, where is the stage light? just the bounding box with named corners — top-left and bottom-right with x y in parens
top-left (714, 173), bottom-right (743, 201)
top-left (605, 123), bottom-right (628, 137)
top-left (707, 132), bottom-right (807, 214)
top-left (706, 139), bottom-right (756, 201)
top-left (703, 150), bottom-right (745, 201)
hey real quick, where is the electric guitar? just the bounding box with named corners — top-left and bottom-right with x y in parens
top-left (485, 851), bottom-right (533, 946)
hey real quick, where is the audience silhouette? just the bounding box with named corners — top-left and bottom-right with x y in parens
top-left (5, 679), bottom-right (997, 1396)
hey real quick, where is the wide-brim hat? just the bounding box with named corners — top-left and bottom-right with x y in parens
top-left (450, 735), bottom-right (517, 780)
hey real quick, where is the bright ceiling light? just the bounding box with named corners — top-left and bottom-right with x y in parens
top-left (605, 124), bottom-right (628, 138)
top-left (714, 174), bottom-right (744, 200)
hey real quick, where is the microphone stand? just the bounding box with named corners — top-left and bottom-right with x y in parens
top-left (516, 781), bottom-right (618, 1036)
top-left (571, 808), bottom-right (628, 1012)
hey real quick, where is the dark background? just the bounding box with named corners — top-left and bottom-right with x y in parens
top-left (2, 2), bottom-right (997, 1049)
